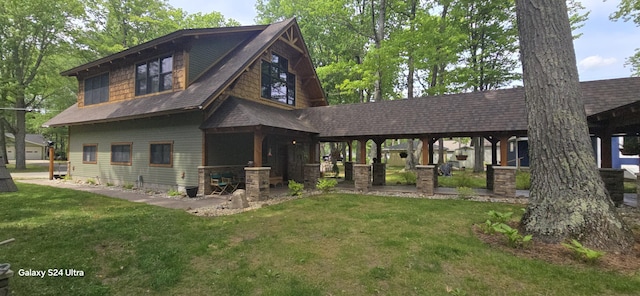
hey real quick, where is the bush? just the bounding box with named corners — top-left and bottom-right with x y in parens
top-left (167, 188), bottom-right (181, 197)
top-left (562, 239), bottom-right (604, 263)
top-left (288, 180), bottom-right (304, 196)
top-left (401, 171), bottom-right (417, 185)
top-left (317, 178), bottom-right (338, 193)
top-left (516, 170), bottom-right (531, 190)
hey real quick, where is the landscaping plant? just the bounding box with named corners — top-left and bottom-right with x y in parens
top-left (562, 239), bottom-right (605, 263)
top-left (317, 178), bottom-right (338, 193)
top-left (288, 180), bottom-right (304, 196)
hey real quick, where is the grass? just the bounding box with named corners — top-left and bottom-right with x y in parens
top-left (2, 183), bottom-right (639, 295)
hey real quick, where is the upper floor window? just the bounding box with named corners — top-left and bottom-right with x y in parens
top-left (84, 73), bottom-right (109, 105)
top-left (261, 53), bottom-right (295, 106)
top-left (135, 56), bottom-right (173, 96)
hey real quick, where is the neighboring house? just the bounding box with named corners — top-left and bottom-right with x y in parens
top-left (5, 134), bottom-right (47, 161)
top-left (46, 18), bottom-right (326, 190)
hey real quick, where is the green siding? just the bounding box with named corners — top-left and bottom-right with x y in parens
top-left (188, 33), bottom-right (253, 84)
top-left (69, 112), bottom-right (203, 188)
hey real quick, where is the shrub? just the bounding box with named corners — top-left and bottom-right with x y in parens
top-left (288, 180), bottom-right (304, 196)
top-left (516, 170), bottom-right (531, 190)
top-left (317, 178), bottom-right (338, 193)
top-left (86, 178), bottom-right (97, 185)
top-left (123, 183), bottom-right (134, 190)
top-left (562, 239), bottom-right (605, 263)
top-left (167, 188), bottom-right (181, 197)
top-left (401, 170), bottom-right (417, 185)
top-left (456, 186), bottom-right (474, 199)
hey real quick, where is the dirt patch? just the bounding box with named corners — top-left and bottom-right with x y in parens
top-left (474, 205), bottom-right (640, 275)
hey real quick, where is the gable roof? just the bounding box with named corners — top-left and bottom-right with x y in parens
top-left (201, 97), bottom-right (318, 133)
top-left (5, 134), bottom-right (46, 147)
top-left (46, 18), bottom-right (324, 127)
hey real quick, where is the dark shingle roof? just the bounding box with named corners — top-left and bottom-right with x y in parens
top-left (300, 77), bottom-right (640, 140)
top-left (201, 97), bottom-right (318, 133)
top-left (45, 18), bottom-right (299, 127)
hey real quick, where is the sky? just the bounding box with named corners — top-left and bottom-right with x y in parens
top-left (167, 0), bottom-right (639, 82)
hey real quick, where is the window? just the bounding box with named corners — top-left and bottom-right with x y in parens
top-left (83, 144), bottom-right (97, 164)
top-left (261, 53), bottom-right (295, 105)
top-left (135, 56), bottom-right (173, 96)
top-left (111, 143), bottom-right (132, 165)
top-left (84, 73), bottom-right (109, 105)
top-left (150, 142), bottom-right (172, 167)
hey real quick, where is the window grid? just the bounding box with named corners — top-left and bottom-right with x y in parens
top-left (261, 53), bottom-right (295, 106)
top-left (111, 143), bottom-right (132, 165)
top-left (135, 56), bottom-right (173, 96)
top-left (82, 144), bottom-right (98, 164)
top-left (149, 142), bottom-right (173, 167)
top-left (84, 73), bottom-right (109, 105)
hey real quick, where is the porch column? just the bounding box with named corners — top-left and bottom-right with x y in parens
top-left (347, 141), bottom-right (353, 162)
top-left (599, 168), bottom-right (624, 206)
top-left (253, 130), bottom-right (265, 167)
top-left (354, 164), bottom-right (371, 192)
top-left (245, 167), bottom-right (270, 201)
top-left (372, 139), bottom-right (385, 185)
top-left (309, 138), bottom-right (319, 164)
top-left (493, 166), bottom-right (516, 197)
top-left (358, 139), bottom-right (367, 164)
top-left (600, 133), bottom-right (613, 168)
top-left (429, 138), bottom-right (437, 164)
top-left (416, 165), bottom-right (437, 196)
top-left (486, 137), bottom-right (499, 165)
top-left (420, 137), bottom-right (430, 165)
top-left (304, 164), bottom-right (321, 189)
top-left (499, 137), bottom-right (509, 166)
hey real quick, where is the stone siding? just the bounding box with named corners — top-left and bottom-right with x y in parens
top-left (372, 163), bottom-right (386, 186)
top-left (304, 164), bottom-right (320, 189)
top-left (416, 165), bottom-right (437, 196)
top-left (245, 167), bottom-right (271, 201)
top-left (493, 167), bottom-right (516, 197)
top-left (354, 164), bottom-right (371, 192)
top-left (599, 169), bottom-right (624, 206)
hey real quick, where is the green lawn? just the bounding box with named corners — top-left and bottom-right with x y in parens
top-left (1, 184), bottom-right (639, 295)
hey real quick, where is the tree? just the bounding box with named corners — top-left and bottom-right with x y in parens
top-left (611, 0), bottom-right (640, 75)
top-left (515, 0), bottom-right (633, 251)
top-left (0, 0), bottom-right (83, 168)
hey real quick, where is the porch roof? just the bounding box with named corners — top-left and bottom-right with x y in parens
top-left (201, 97), bottom-right (318, 133)
top-left (300, 77), bottom-right (640, 140)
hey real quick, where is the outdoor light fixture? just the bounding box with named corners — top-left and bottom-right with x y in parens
top-left (292, 140), bottom-right (296, 145)
top-left (47, 141), bottom-right (55, 147)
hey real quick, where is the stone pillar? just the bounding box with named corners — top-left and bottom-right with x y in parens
top-left (245, 167), bottom-right (270, 201)
top-left (416, 165), bottom-right (438, 196)
top-left (493, 166), bottom-right (516, 197)
top-left (0, 269), bottom-right (13, 296)
top-left (304, 164), bottom-right (321, 189)
top-left (372, 163), bottom-right (386, 186)
top-left (354, 164), bottom-right (371, 192)
top-left (344, 162), bottom-right (354, 181)
top-left (599, 168), bottom-right (624, 206)
top-left (486, 164), bottom-right (494, 191)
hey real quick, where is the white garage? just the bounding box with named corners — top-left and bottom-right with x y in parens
top-left (5, 134), bottom-right (46, 160)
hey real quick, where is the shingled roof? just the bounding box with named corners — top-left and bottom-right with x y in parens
top-left (45, 18), bottom-right (318, 127)
top-left (298, 77), bottom-right (640, 140)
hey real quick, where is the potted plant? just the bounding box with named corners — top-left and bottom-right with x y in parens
top-left (620, 136), bottom-right (640, 156)
top-left (454, 137), bottom-right (470, 160)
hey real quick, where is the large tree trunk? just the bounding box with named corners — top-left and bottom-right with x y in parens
top-left (516, 0), bottom-right (633, 251)
top-left (473, 137), bottom-right (484, 172)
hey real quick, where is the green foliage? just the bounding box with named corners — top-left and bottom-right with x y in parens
top-left (122, 183), bottom-right (134, 190)
top-left (288, 180), bottom-right (304, 196)
top-left (487, 210), bottom-right (514, 224)
top-left (562, 239), bottom-right (605, 263)
top-left (316, 178), bottom-right (337, 193)
top-left (86, 178), bottom-right (97, 185)
top-left (106, 182), bottom-right (114, 187)
top-left (167, 188), bottom-right (181, 197)
top-left (516, 170), bottom-right (531, 190)
top-left (401, 170), bottom-right (417, 185)
top-left (456, 186), bottom-right (474, 200)
top-left (492, 223), bottom-right (533, 248)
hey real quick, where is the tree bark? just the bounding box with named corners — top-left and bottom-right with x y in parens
top-left (516, 0), bottom-right (633, 251)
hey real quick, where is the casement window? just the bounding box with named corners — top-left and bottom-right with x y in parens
top-left (84, 73), bottom-right (109, 105)
top-left (135, 56), bottom-right (173, 96)
top-left (261, 53), bottom-right (295, 106)
top-left (149, 142), bottom-right (173, 167)
top-left (111, 143), bottom-right (132, 165)
top-left (82, 144), bottom-right (97, 164)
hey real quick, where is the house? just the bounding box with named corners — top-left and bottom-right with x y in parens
top-left (46, 18), bottom-right (326, 192)
top-left (5, 134), bottom-right (47, 161)
top-left (46, 18), bottom-right (640, 198)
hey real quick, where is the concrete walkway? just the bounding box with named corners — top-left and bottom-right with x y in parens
top-left (12, 172), bottom-right (226, 210)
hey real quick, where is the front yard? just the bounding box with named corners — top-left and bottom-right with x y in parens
top-left (1, 183), bottom-right (639, 295)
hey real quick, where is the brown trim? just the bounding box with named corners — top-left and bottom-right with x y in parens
top-left (82, 144), bottom-right (98, 164)
top-left (110, 142), bottom-right (133, 166)
top-left (149, 141), bottom-right (173, 168)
